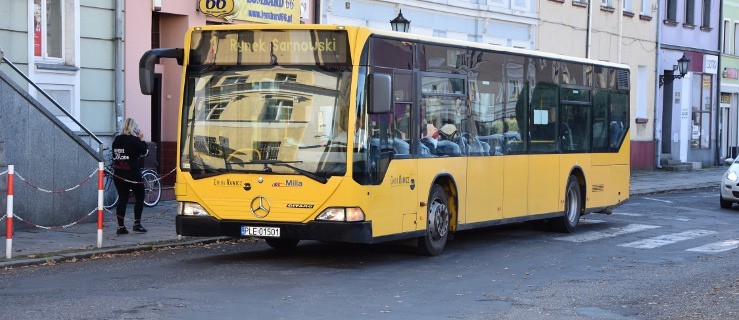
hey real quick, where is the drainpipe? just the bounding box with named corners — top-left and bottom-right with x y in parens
top-left (114, 0), bottom-right (124, 134)
top-left (617, 0), bottom-right (623, 63)
top-left (716, 3), bottom-right (724, 165)
top-left (654, 0), bottom-right (663, 169)
top-left (586, 0), bottom-right (592, 58)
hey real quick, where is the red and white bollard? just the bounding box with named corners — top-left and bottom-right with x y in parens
top-left (6, 165), bottom-right (14, 259)
top-left (97, 162), bottom-right (104, 248)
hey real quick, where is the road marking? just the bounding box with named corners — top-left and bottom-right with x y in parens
top-left (642, 197), bottom-right (673, 204)
top-left (555, 224), bottom-right (661, 243)
top-left (580, 219), bottom-right (606, 225)
top-left (612, 212), bottom-right (644, 217)
top-left (619, 230), bottom-right (717, 249)
top-left (686, 240), bottom-right (739, 253)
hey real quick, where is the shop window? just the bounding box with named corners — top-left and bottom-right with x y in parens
top-left (691, 74), bottom-right (712, 149)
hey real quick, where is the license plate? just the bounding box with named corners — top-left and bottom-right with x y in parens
top-left (241, 226), bottom-right (280, 238)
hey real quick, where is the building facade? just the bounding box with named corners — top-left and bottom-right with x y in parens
top-left (657, 0), bottom-right (720, 167)
top-left (720, 0), bottom-right (739, 160)
top-left (0, 0), bottom-right (118, 142)
top-left (321, 0), bottom-right (537, 49)
top-left (537, 0), bottom-right (659, 169)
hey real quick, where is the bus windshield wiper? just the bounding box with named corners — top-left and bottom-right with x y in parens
top-left (246, 160), bottom-right (328, 184)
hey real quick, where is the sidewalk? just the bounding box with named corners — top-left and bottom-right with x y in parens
top-left (0, 166), bottom-right (727, 268)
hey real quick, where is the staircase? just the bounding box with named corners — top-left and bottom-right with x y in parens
top-left (660, 154), bottom-right (703, 171)
top-left (0, 56), bottom-right (102, 233)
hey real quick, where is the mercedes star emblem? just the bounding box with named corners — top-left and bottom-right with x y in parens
top-left (250, 196), bottom-right (271, 218)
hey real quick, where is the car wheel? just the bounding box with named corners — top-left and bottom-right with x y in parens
top-left (417, 184), bottom-right (450, 256)
top-left (720, 195), bottom-right (733, 209)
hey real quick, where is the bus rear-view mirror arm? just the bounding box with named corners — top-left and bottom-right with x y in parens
top-left (139, 48), bottom-right (185, 95)
top-left (368, 74), bottom-right (392, 114)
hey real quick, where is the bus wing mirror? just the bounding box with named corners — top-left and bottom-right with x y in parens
top-left (368, 74), bottom-right (392, 114)
top-left (139, 48), bottom-right (184, 95)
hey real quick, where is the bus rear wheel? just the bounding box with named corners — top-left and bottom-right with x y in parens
top-left (417, 184), bottom-right (450, 256)
top-left (552, 175), bottom-right (582, 233)
top-left (265, 238), bottom-right (299, 250)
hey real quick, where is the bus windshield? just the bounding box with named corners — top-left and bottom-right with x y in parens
top-left (180, 30), bottom-right (353, 180)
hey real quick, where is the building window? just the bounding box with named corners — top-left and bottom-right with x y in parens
top-left (666, 0), bottom-right (677, 22)
top-left (512, 0), bottom-right (530, 10)
top-left (685, 0), bottom-right (695, 25)
top-left (701, 0), bottom-right (711, 28)
top-left (690, 74), bottom-right (712, 149)
top-left (734, 23), bottom-right (739, 56)
top-left (636, 65), bottom-right (647, 120)
top-left (33, 0), bottom-right (64, 60)
top-left (724, 20), bottom-right (732, 54)
top-left (622, 0), bottom-right (632, 13)
top-left (641, 0), bottom-right (650, 15)
top-left (601, 0), bottom-right (614, 8)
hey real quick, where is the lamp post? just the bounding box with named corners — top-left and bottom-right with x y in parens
top-left (390, 10), bottom-right (411, 33)
top-left (659, 54), bottom-right (691, 88)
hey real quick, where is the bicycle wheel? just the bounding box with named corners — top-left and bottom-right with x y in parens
top-left (142, 170), bottom-right (161, 207)
top-left (103, 174), bottom-right (119, 209)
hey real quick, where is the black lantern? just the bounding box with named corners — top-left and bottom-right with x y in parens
top-left (659, 54), bottom-right (691, 87)
top-left (390, 10), bottom-right (411, 33)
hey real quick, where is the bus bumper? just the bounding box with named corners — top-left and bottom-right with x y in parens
top-left (176, 215), bottom-right (374, 244)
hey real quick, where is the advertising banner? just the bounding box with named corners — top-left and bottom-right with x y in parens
top-left (199, 0), bottom-right (300, 24)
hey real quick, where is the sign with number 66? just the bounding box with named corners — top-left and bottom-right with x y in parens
top-left (199, 0), bottom-right (236, 18)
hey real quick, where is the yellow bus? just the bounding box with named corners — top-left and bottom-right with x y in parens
top-left (140, 24), bottom-right (630, 255)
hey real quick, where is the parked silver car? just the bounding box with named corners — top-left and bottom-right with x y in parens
top-left (720, 158), bottom-right (739, 208)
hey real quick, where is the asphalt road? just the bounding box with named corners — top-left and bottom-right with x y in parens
top-left (0, 187), bottom-right (737, 320)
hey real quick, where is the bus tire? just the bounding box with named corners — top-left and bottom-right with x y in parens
top-left (265, 238), bottom-right (300, 250)
top-left (417, 184), bottom-right (451, 256)
top-left (552, 175), bottom-right (582, 233)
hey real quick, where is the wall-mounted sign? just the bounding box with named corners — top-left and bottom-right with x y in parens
top-left (723, 68), bottom-right (739, 80)
top-left (721, 93), bottom-right (731, 104)
top-left (233, 0), bottom-right (300, 24)
top-left (704, 54), bottom-right (718, 75)
top-left (198, 0), bottom-right (236, 18)
top-left (199, 0), bottom-right (300, 24)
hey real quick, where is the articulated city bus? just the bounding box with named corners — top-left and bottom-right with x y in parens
top-left (140, 24), bottom-right (630, 255)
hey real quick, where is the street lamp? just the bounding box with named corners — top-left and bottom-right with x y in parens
top-left (659, 54), bottom-right (691, 88)
top-left (390, 10), bottom-right (411, 33)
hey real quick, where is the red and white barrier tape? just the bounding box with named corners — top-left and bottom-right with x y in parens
top-left (15, 170), bottom-right (97, 194)
top-left (105, 168), bottom-right (176, 184)
top-left (0, 170), bottom-right (7, 176)
top-left (13, 208), bottom-right (97, 230)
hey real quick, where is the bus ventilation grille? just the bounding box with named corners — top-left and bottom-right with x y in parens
top-left (617, 70), bottom-right (630, 90)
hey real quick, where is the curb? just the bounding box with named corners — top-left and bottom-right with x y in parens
top-left (0, 236), bottom-right (232, 269)
top-left (630, 183), bottom-right (718, 196)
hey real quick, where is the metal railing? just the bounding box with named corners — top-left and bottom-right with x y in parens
top-left (0, 54), bottom-right (103, 157)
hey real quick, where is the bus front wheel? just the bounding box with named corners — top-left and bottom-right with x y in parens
top-left (417, 184), bottom-right (451, 256)
top-left (552, 175), bottom-right (582, 233)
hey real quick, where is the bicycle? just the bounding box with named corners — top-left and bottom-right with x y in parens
top-left (103, 149), bottom-right (162, 209)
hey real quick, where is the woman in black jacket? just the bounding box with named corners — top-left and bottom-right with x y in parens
top-left (111, 118), bottom-right (150, 234)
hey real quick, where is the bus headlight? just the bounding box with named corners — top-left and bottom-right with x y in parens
top-left (316, 207), bottom-right (365, 222)
top-left (179, 202), bottom-right (210, 216)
